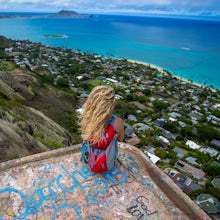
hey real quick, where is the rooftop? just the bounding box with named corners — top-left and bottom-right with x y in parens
top-left (0, 143), bottom-right (210, 219)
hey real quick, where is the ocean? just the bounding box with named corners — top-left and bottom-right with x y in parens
top-left (0, 13), bottom-right (220, 90)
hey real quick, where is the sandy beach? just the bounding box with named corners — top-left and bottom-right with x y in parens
top-left (127, 59), bottom-right (217, 92)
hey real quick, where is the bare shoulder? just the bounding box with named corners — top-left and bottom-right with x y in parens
top-left (114, 117), bottom-right (124, 141)
top-left (114, 117), bottom-right (124, 126)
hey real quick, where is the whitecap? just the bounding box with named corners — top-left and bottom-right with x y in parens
top-left (181, 47), bottom-right (191, 51)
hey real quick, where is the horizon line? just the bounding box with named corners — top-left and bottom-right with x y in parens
top-left (1, 11), bottom-right (220, 20)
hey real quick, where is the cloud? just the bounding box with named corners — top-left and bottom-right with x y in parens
top-left (0, 0), bottom-right (220, 15)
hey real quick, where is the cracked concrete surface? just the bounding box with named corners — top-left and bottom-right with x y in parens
top-left (0, 143), bottom-right (210, 220)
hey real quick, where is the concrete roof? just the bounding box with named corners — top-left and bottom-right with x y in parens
top-left (186, 140), bottom-right (201, 149)
top-left (212, 178), bottom-right (220, 189)
top-left (0, 143), bottom-right (210, 220)
top-left (195, 194), bottom-right (220, 214)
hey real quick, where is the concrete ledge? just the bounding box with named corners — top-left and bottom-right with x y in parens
top-left (119, 143), bottom-right (210, 220)
top-left (0, 143), bottom-right (210, 219)
top-left (0, 144), bottom-right (81, 172)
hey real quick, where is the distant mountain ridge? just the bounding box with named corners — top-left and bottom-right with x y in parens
top-left (49, 10), bottom-right (91, 18)
top-left (0, 10), bottom-right (91, 19)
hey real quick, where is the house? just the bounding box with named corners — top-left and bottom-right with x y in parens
top-left (5, 47), bottom-right (13, 53)
top-left (150, 95), bottom-right (157, 102)
top-left (184, 103), bottom-right (192, 110)
top-left (144, 80), bottom-right (154, 85)
top-left (144, 151), bottom-right (161, 164)
top-left (167, 172), bottom-right (201, 194)
top-left (76, 107), bottom-right (83, 115)
top-left (212, 103), bottom-right (220, 111)
top-left (127, 114), bottom-right (137, 122)
top-left (169, 117), bottom-right (177, 122)
top-left (199, 147), bottom-right (219, 157)
top-left (154, 118), bottom-right (166, 127)
top-left (135, 91), bottom-right (144, 96)
top-left (211, 177), bottom-right (220, 189)
top-left (155, 91), bottom-right (168, 98)
top-left (192, 96), bottom-right (199, 102)
top-left (124, 123), bottom-right (135, 137)
top-left (175, 160), bottom-right (205, 180)
top-left (162, 129), bottom-right (176, 140)
top-left (106, 78), bottom-right (118, 84)
top-left (188, 111), bottom-right (203, 121)
top-left (178, 121), bottom-right (187, 127)
top-left (80, 92), bottom-right (88, 98)
top-left (193, 105), bottom-right (201, 111)
top-left (157, 135), bottom-right (170, 145)
top-left (130, 101), bottom-right (148, 110)
top-left (195, 194), bottom-right (220, 214)
top-left (207, 115), bottom-right (220, 125)
top-left (115, 94), bottom-right (123, 100)
top-left (147, 147), bottom-right (156, 154)
top-left (186, 140), bottom-right (201, 150)
top-left (169, 112), bottom-right (181, 118)
top-left (185, 157), bottom-right (199, 166)
top-left (134, 123), bottom-right (153, 132)
top-left (211, 139), bottom-right (220, 148)
top-left (173, 147), bottom-right (186, 159)
top-left (76, 76), bottom-right (83, 80)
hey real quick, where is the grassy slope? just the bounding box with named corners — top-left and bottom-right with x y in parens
top-left (0, 65), bottom-right (80, 162)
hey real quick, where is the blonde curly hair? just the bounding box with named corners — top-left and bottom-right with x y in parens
top-left (80, 86), bottom-right (116, 144)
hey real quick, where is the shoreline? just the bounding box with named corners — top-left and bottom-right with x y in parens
top-left (127, 59), bottom-right (218, 92)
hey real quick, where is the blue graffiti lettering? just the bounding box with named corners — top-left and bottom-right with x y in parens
top-left (56, 164), bottom-right (80, 192)
top-left (47, 178), bottom-right (57, 198)
top-left (86, 216), bottom-right (102, 220)
top-left (0, 162), bottom-right (128, 219)
top-left (81, 179), bottom-right (109, 201)
top-left (81, 164), bottom-right (97, 178)
top-left (80, 184), bottom-right (94, 201)
top-left (0, 187), bottom-right (30, 219)
top-left (102, 169), bottom-right (128, 185)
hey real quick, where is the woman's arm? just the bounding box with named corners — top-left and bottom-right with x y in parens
top-left (114, 117), bottom-right (124, 142)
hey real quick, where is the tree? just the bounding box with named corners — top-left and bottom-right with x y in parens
top-left (153, 99), bottom-right (169, 111)
top-left (143, 88), bottom-right (151, 96)
top-left (155, 148), bottom-right (166, 159)
top-left (195, 124), bottom-right (220, 142)
top-left (41, 74), bottom-right (55, 85)
top-left (56, 77), bottom-right (69, 88)
top-left (164, 121), bottom-right (178, 133)
top-left (180, 126), bottom-right (194, 138)
top-left (207, 187), bottom-right (220, 200)
top-left (205, 164), bottom-right (220, 177)
top-left (138, 96), bottom-right (148, 104)
top-left (64, 61), bottom-right (84, 75)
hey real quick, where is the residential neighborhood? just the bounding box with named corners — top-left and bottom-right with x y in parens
top-left (2, 38), bottom-right (220, 217)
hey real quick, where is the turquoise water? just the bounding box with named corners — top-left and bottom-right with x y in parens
top-left (0, 14), bottom-right (220, 89)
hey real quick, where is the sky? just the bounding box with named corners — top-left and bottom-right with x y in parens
top-left (0, 0), bottom-right (220, 16)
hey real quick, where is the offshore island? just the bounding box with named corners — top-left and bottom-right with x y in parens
top-left (43, 34), bottom-right (68, 38)
top-left (0, 10), bottom-right (91, 19)
top-left (0, 35), bottom-right (220, 218)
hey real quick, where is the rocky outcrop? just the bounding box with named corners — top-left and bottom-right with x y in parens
top-left (0, 70), bottom-right (36, 101)
top-left (0, 35), bottom-right (11, 47)
top-left (0, 67), bottom-right (79, 162)
top-left (0, 118), bottom-right (47, 162)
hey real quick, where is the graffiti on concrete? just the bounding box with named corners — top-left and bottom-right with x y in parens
top-left (127, 196), bottom-right (158, 219)
top-left (0, 161), bottom-right (127, 219)
top-left (0, 152), bottom-right (189, 219)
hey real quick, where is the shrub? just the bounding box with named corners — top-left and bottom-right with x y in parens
top-left (41, 139), bottom-right (64, 149)
top-left (205, 164), bottom-right (220, 177)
